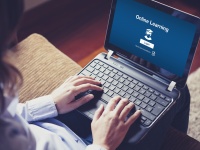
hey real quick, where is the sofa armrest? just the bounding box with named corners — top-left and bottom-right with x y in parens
top-left (13, 33), bottom-right (82, 103)
top-left (13, 34), bottom-right (200, 150)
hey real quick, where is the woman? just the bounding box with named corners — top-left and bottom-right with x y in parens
top-left (0, 0), bottom-right (191, 150)
top-left (0, 0), bottom-right (141, 150)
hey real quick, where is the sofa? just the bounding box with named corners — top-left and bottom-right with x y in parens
top-left (13, 34), bottom-right (200, 150)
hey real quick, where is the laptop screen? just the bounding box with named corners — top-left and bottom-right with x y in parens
top-left (105, 0), bottom-right (200, 88)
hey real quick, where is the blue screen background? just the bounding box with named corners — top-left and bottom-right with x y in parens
top-left (109, 0), bottom-right (196, 77)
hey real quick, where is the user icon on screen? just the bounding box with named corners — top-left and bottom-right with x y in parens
top-left (145, 29), bottom-right (153, 40)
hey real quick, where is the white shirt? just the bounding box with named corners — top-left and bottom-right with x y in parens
top-left (16, 95), bottom-right (88, 150)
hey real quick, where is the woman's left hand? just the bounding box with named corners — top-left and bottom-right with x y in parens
top-left (50, 75), bottom-right (103, 114)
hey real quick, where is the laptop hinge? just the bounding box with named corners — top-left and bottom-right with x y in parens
top-left (167, 81), bottom-right (176, 92)
top-left (105, 50), bottom-right (114, 60)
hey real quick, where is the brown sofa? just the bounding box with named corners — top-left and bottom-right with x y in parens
top-left (14, 34), bottom-right (200, 150)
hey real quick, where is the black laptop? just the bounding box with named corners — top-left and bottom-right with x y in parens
top-left (77, 0), bottom-right (200, 145)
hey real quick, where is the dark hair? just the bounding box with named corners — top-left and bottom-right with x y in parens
top-left (0, 0), bottom-right (24, 114)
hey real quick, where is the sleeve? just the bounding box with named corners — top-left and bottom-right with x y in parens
top-left (16, 95), bottom-right (58, 122)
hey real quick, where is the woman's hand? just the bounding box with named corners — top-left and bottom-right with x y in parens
top-left (50, 75), bottom-right (103, 114)
top-left (91, 96), bottom-right (141, 150)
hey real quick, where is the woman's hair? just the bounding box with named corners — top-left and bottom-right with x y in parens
top-left (0, 0), bottom-right (24, 113)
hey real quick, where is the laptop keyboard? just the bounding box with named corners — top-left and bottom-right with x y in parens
top-left (79, 59), bottom-right (172, 127)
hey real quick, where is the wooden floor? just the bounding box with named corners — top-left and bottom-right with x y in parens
top-left (18, 0), bottom-right (199, 74)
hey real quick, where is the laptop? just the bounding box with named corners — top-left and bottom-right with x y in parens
top-left (77, 0), bottom-right (200, 145)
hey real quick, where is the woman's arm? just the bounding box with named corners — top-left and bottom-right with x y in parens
top-left (17, 75), bottom-right (102, 122)
top-left (17, 95), bottom-right (58, 122)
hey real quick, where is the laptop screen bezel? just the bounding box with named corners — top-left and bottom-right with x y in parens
top-left (104, 0), bottom-right (200, 88)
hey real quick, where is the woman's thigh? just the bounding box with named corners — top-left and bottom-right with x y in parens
top-left (55, 111), bottom-right (92, 139)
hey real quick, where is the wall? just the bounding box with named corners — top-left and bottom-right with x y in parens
top-left (24, 0), bottom-right (50, 11)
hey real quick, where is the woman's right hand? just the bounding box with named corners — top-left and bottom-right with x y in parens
top-left (50, 75), bottom-right (102, 114)
top-left (91, 96), bottom-right (141, 150)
